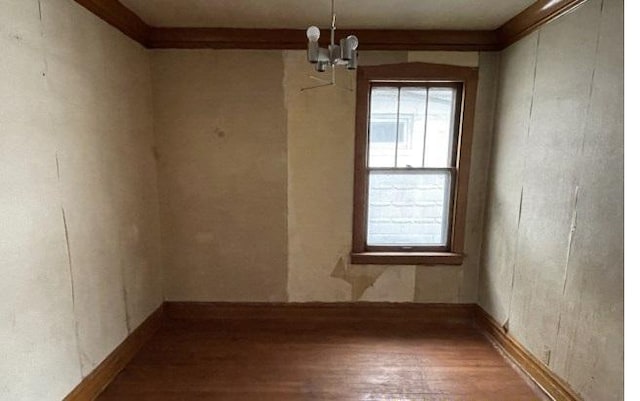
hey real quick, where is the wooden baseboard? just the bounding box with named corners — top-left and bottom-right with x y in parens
top-left (164, 301), bottom-right (475, 325)
top-left (63, 304), bottom-right (164, 401)
top-left (473, 305), bottom-right (581, 401)
top-left (63, 302), bottom-right (581, 400)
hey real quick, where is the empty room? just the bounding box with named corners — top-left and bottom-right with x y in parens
top-left (1, 0), bottom-right (626, 400)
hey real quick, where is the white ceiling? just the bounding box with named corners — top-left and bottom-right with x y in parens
top-left (119, 0), bottom-right (536, 30)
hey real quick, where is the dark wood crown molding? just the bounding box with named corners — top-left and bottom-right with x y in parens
top-left (73, 0), bottom-right (588, 50)
top-left (73, 0), bottom-right (150, 46)
top-left (147, 28), bottom-right (500, 50)
top-left (498, 0), bottom-right (589, 48)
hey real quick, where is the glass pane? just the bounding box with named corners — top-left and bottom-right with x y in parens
top-left (368, 87), bottom-right (399, 167)
top-left (424, 88), bottom-right (456, 167)
top-left (396, 87), bottom-right (427, 168)
top-left (367, 171), bottom-right (451, 246)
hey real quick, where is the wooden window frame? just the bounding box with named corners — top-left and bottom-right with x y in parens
top-left (351, 63), bottom-right (479, 266)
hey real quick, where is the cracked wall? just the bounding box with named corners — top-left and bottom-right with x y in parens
top-left (0, 0), bottom-right (162, 399)
top-left (1, 0), bottom-right (623, 400)
top-left (478, 0), bottom-right (623, 400)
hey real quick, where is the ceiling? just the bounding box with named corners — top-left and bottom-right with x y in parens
top-left (119, 0), bottom-right (537, 30)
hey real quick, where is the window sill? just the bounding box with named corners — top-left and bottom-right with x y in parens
top-left (350, 252), bottom-right (465, 266)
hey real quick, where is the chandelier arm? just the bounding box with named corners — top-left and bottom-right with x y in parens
top-left (300, 82), bottom-right (334, 92)
top-left (304, 0), bottom-right (358, 78)
top-left (308, 75), bottom-right (332, 84)
top-left (330, 0), bottom-right (336, 47)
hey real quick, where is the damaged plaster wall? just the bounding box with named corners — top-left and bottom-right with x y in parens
top-left (152, 49), bottom-right (495, 303)
top-left (478, 0), bottom-right (623, 400)
top-left (0, 0), bottom-right (162, 399)
top-left (285, 50), bottom-right (498, 302)
top-left (152, 50), bottom-right (289, 301)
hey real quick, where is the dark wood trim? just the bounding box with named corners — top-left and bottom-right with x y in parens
top-left (72, 0), bottom-right (586, 50)
top-left (165, 302), bottom-right (476, 325)
top-left (61, 302), bottom-right (576, 399)
top-left (63, 304), bottom-right (164, 401)
top-left (72, 0), bottom-right (151, 46)
top-left (474, 305), bottom-right (582, 401)
top-left (148, 28), bottom-right (304, 50)
top-left (351, 252), bottom-right (464, 266)
top-left (498, 0), bottom-right (589, 48)
top-left (352, 67), bottom-right (370, 254)
top-left (148, 28), bottom-right (500, 50)
top-left (351, 63), bottom-right (478, 265)
top-left (450, 66), bottom-right (478, 253)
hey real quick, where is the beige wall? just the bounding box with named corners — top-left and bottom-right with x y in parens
top-left (478, 0), bottom-right (623, 400)
top-left (0, 0), bottom-right (162, 399)
top-left (1, 0), bottom-right (623, 399)
top-left (152, 50), bottom-right (289, 301)
top-left (153, 49), bottom-right (497, 302)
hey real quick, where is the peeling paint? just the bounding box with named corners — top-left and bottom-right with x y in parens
top-left (330, 257), bottom-right (386, 301)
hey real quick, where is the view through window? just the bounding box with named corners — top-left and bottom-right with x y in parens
top-left (366, 84), bottom-right (461, 249)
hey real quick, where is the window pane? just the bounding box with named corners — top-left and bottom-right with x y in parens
top-left (424, 88), bottom-right (456, 167)
top-left (396, 87), bottom-right (427, 168)
top-left (368, 87), bottom-right (399, 167)
top-left (367, 171), bottom-right (451, 246)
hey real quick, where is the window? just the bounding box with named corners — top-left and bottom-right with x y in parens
top-left (351, 63), bottom-right (479, 265)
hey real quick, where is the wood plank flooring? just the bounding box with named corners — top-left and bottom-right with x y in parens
top-left (97, 317), bottom-right (548, 400)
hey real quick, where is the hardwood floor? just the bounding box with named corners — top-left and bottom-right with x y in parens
top-left (98, 317), bottom-right (548, 401)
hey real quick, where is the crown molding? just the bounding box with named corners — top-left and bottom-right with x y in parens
top-left (73, 0), bottom-right (150, 46)
top-left (498, 0), bottom-right (589, 47)
top-left (147, 28), bottom-right (500, 51)
top-left (73, 0), bottom-right (588, 51)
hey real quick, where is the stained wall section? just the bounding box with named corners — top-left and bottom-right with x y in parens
top-left (477, 1), bottom-right (623, 400)
top-left (152, 49), bottom-right (497, 303)
top-left (152, 50), bottom-right (289, 302)
top-left (0, 0), bottom-right (162, 399)
top-left (286, 50), bottom-right (498, 302)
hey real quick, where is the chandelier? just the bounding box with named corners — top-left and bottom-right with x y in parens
top-left (305, 0), bottom-right (359, 73)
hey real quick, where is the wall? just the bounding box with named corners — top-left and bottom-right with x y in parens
top-left (152, 50), bottom-right (289, 302)
top-left (0, 0), bottom-right (162, 399)
top-left (286, 50), bottom-right (498, 302)
top-left (478, 0), bottom-right (623, 400)
top-left (154, 49), bottom-right (498, 302)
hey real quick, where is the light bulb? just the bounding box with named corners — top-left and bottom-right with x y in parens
top-left (346, 35), bottom-right (358, 50)
top-left (306, 26), bottom-right (320, 42)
